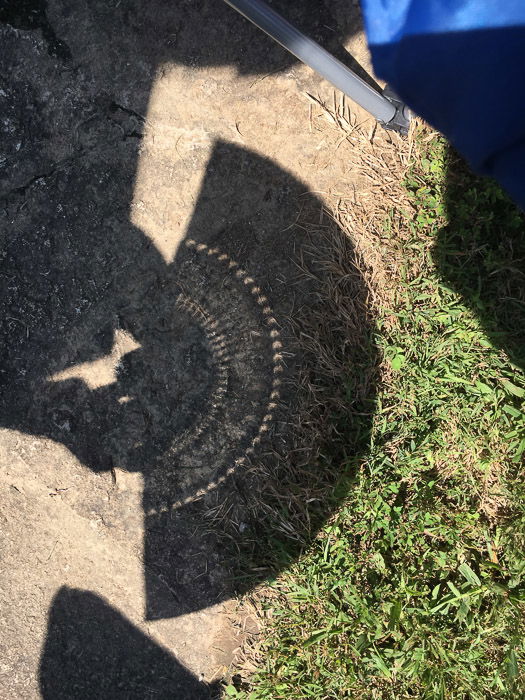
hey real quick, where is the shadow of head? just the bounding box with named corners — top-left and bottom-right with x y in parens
top-left (434, 148), bottom-right (525, 372)
top-left (39, 587), bottom-right (221, 699)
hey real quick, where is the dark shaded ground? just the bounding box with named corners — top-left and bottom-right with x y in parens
top-left (436, 151), bottom-right (525, 374)
top-left (0, 0), bottom-right (378, 696)
top-left (40, 587), bottom-right (221, 700)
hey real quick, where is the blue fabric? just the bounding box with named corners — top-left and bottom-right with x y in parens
top-left (363, 0), bottom-right (525, 43)
top-left (361, 0), bottom-right (525, 208)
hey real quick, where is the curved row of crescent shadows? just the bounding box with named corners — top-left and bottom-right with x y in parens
top-left (170, 292), bottom-right (231, 455)
top-left (147, 239), bottom-right (285, 514)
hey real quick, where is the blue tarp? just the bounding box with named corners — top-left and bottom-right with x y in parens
top-left (361, 0), bottom-right (525, 208)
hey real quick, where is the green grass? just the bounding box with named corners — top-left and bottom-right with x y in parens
top-left (227, 132), bottom-right (525, 699)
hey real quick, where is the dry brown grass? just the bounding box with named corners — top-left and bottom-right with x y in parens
top-left (228, 99), bottom-right (424, 677)
top-left (304, 93), bottom-right (422, 300)
top-left (278, 95), bottom-right (427, 484)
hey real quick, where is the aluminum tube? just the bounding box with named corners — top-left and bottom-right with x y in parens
top-left (223, 0), bottom-right (397, 124)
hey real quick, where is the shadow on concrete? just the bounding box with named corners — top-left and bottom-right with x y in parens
top-left (40, 587), bottom-right (221, 699)
top-left (0, 0), bottom-right (379, 695)
top-left (0, 0), bottom-right (377, 84)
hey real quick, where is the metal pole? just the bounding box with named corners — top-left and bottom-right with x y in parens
top-left (223, 0), bottom-right (400, 127)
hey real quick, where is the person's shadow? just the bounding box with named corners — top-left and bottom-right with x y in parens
top-left (0, 0), bottom-right (379, 695)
